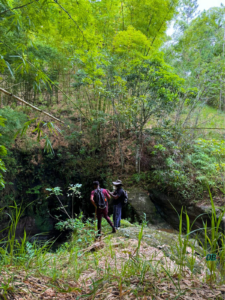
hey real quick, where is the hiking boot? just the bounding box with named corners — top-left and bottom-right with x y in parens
top-left (95, 234), bottom-right (102, 241)
top-left (112, 227), bottom-right (116, 233)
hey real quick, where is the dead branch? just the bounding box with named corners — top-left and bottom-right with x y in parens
top-left (0, 0), bottom-right (39, 15)
top-left (0, 87), bottom-right (64, 124)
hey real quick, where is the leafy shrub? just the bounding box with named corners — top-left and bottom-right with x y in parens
top-left (55, 213), bottom-right (84, 232)
top-left (149, 137), bottom-right (225, 198)
top-left (0, 107), bottom-right (28, 147)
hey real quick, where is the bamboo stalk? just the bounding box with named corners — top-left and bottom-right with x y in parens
top-left (0, 87), bottom-right (64, 124)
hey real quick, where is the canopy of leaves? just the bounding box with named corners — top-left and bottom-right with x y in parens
top-left (0, 0), bottom-right (179, 83)
top-left (164, 6), bottom-right (225, 108)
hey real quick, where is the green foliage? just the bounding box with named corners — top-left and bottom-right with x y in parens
top-left (0, 0), bottom-right (179, 85)
top-left (1, 193), bottom-right (225, 294)
top-left (113, 25), bottom-right (151, 58)
top-left (196, 190), bottom-right (225, 284)
top-left (0, 115), bottom-right (7, 188)
top-left (15, 118), bottom-right (61, 155)
top-left (187, 139), bottom-right (225, 187)
top-left (56, 213), bottom-right (96, 248)
top-left (165, 5), bottom-right (225, 109)
top-left (145, 127), bottom-right (225, 199)
top-left (121, 56), bottom-right (183, 125)
top-left (46, 186), bottom-right (63, 197)
top-left (131, 172), bottom-right (147, 183)
top-left (0, 0), bottom-right (182, 176)
top-left (46, 183), bottom-right (83, 221)
top-left (26, 185), bottom-right (42, 195)
top-left (0, 107), bottom-right (27, 147)
top-left (67, 183), bottom-right (82, 198)
top-left (152, 144), bottom-right (166, 154)
top-left (0, 159), bottom-right (6, 188)
top-left (175, 0), bottom-right (199, 31)
top-left (0, 202), bottom-right (51, 268)
top-left (55, 215), bottom-right (84, 232)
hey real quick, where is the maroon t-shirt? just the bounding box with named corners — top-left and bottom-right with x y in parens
top-left (91, 189), bottom-right (109, 210)
top-left (91, 189), bottom-right (109, 199)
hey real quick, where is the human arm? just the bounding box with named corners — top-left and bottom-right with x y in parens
top-left (90, 193), bottom-right (97, 208)
top-left (107, 190), bottom-right (119, 199)
top-left (104, 189), bottom-right (111, 200)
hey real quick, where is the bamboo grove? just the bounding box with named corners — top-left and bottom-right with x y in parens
top-left (0, 0), bottom-right (225, 181)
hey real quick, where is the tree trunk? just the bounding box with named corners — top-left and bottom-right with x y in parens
top-left (135, 132), bottom-right (141, 173)
top-left (222, 24), bottom-right (225, 111)
top-left (118, 126), bottom-right (124, 169)
top-left (111, 97), bottom-right (124, 169)
top-left (72, 193), bottom-right (74, 219)
top-left (135, 144), bottom-right (139, 173)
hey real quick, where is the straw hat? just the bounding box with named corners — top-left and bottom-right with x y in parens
top-left (112, 179), bottom-right (123, 186)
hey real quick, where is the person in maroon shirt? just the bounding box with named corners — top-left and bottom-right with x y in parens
top-left (90, 181), bottom-right (116, 236)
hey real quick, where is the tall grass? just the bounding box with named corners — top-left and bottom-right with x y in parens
top-left (0, 202), bottom-right (52, 267)
top-left (1, 192), bottom-right (225, 299)
top-left (174, 189), bottom-right (225, 285)
top-left (200, 189), bottom-right (225, 284)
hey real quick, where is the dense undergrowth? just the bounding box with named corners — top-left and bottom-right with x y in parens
top-left (1, 104), bottom-right (225, 209)
top-left (141, 132), bottom-right (225, 201)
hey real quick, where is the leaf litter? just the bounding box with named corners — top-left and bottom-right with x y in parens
top-left (0, 237), bottom-right (225, 299)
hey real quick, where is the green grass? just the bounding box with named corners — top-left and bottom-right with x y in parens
top-left (177, 105), bottom-right (225, 139)
top-left (101, 217), bottom-right (136, 230)
top-left (196, 105), bottom-right (225, 127)
top-left (1, 198), bottom-right (225, 299)
top-left (192, 105), bottom-right (225, 139)
top-left (146, 105), bottom-right (225, 139)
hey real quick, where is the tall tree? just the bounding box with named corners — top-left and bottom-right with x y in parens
top-left (165, 6), bottom-right (225, 117)
top-left (0, 0), bottom-right (181, 171)
top-left (174, 0), bottom-right (199, 34)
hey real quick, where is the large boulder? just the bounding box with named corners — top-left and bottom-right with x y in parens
top-left (127, 188), bottom-right (173, 229)
top-left (149, 189), bottom-right (225, 231)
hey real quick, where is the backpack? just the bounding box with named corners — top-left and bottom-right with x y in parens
top-left (94, 188), bottom-right (107, 209)
top-left (122, 190), bottom-right (128, 206)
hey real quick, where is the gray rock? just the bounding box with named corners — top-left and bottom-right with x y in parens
top-left (149, 189), bottom-right (225, 233)
top-left (127, 188), bottom-right (173, 229)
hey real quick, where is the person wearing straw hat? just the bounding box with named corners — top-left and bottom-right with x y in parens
top-left (107, 180), bottom-right (124, 230)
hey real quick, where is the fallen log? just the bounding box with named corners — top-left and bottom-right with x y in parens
top-left (0, 87), bottom-right (64, 124)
